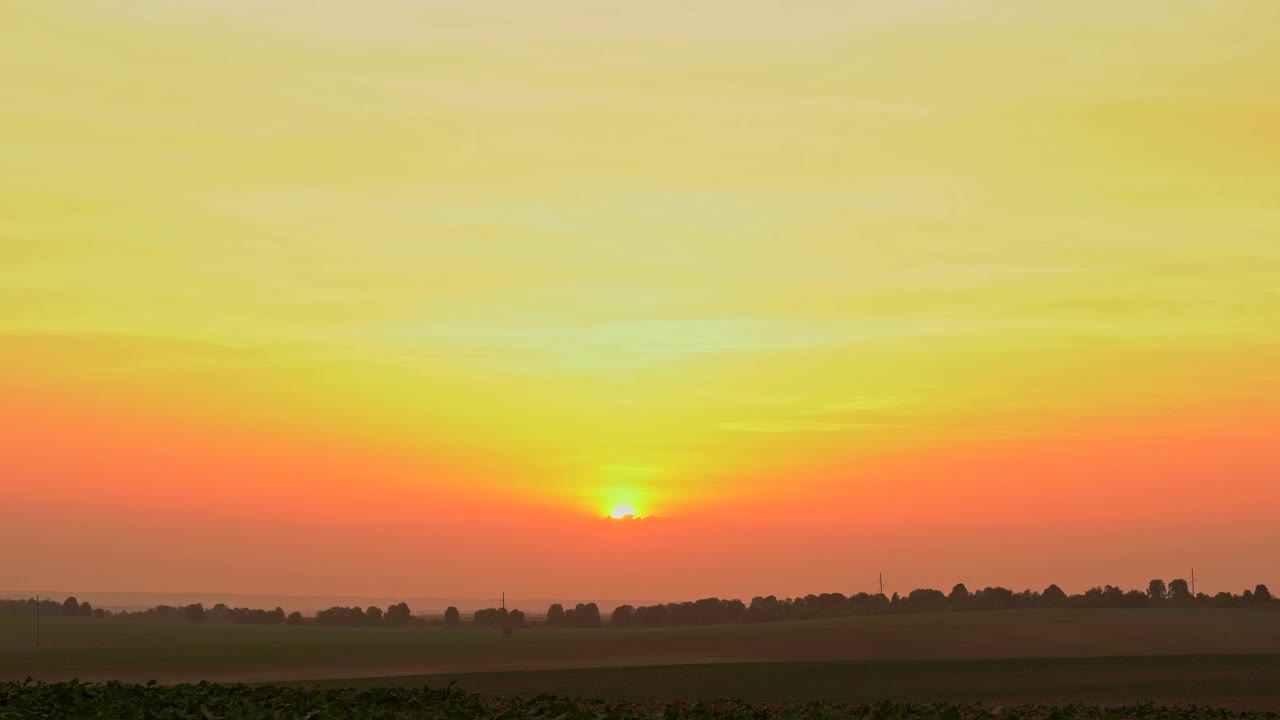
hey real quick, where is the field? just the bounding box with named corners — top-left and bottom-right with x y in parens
top-left (2, 610), bottom-right (1279, 710)
top-left (6, 682), bottom-right (1279, 720)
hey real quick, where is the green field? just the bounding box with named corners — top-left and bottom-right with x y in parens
top-left (3, 610), bottom-right (1278, 710)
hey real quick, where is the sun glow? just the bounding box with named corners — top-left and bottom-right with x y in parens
top-left (609, 506), bottom-right (637, 520)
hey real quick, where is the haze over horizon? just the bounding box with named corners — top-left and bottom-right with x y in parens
top-left (3, 1), bottom-right (1277, 601)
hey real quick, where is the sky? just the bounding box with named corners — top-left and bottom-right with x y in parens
top-left (2, 0), bottom-right (1278, 603)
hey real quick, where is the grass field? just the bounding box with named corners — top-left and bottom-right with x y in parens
top-left (3, 610), bottom-right (1278, 709)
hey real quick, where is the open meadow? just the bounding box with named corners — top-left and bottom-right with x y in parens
top-left (3, 609), bottom-right (1278, 709)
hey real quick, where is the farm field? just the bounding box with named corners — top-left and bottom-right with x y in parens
top-left (5, 682), bottom-right (1277, 720)
top-left (306, 655), bottom-right (1280, 710)
top-left (2, 610), bottom-right (1279, 709)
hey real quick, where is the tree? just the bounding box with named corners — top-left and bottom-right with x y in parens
top-left (610, 604), bottom-right (635, 628)
top-left (385, 602), bottom-right (412, 627)
top-left (562, 603), bottom-right (601, 628)
top-left (1147, 579), bottom-right (1167, 602)
top-left (1122, 590), bottom-right (1149, 608)
top-left (365, 606), bottom-right (384, 624)
top-left (183, 603), bottom-right (206, 623)
top-left (472, 607), bottom-right (509, 627)
top-left (745, 596), bottom-right (783, 623)
top-left (208, 603), bottom-right (231, 623)
top-left (973, 587), bottom-right (1015, 610)
top-left (62, 597), bottom-right (80, 616)
top-left (1167, 579), bottom-right (1191, 604)
top-left (1256, 585), bottom-right (1273, 604)
top-left (79, 601), bottom-right (94, 617)
top-left (546, 603), bottom-right (565, 627)
top-left (286, 611), bottom-right (303, 625)
top-left (444, 606), bottom-right (461, 627)
top-left (905, 588), bottom-right (946, 612)
top-left (1042, 584), bottom-right (1067, 605)
top-left (948, 584), bottom-right (970, 607)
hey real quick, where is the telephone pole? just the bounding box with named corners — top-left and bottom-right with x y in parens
top-left (500, 592), bottom-right (512, 638)
top-left (1191, 569), bottom-right (1196, 597)
top-left (878, 573), bottom-right (885, 597)
top-left (35, 594), bottom-right (40, 649)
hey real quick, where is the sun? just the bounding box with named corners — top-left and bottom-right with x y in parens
top-left (609, 505), bottom-right (637, 519)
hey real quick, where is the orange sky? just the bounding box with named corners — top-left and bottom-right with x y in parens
top-left (3, 366), bottom-right (1276, 601)
top-left (2, 0), bottom-right (1278, 602)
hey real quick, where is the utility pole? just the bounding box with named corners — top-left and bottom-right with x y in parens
top-left (35, 594), bottom-right (40, 649)
top-left (1191, 569), bottom-right (1196, 597)
top-left (878, 573), bottom-right (885, 597)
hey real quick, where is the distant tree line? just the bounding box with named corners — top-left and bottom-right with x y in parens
top-left (544, 603), bottom-right (602, 628)
top-left (0, 598), bottom-right (408, 627)
top-left (313, 602), bottom-right (415, 627)
top-left (618, 580), bottom-right (1275, 627)
top-left (0, 596), bottom-right (102, 618)
top-left (3, 580), bottom-right (1272, 630)
top-left (572, 580), bottom-right (1277, 629)
top-left (471, 607), bottom-right (527, 629)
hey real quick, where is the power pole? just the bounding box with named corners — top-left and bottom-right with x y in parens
top-left (878, 573), bottom-right (885, 597)
top-left (1191, 569), bottom-right (1196, 597)
top-left (35, 594), bottom-right (40, 649)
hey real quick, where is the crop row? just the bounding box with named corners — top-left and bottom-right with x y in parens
top-left (1, 680), bottom-right (1276, 720)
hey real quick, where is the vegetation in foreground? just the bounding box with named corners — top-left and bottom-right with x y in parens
top-left (1, 681), bottom-right (1277, 720)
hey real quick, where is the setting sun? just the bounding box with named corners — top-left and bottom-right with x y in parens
top-left (609, 506), bottom-right (638, 520)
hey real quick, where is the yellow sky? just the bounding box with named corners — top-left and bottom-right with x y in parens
top-left (3, 0), bottom-right (1279, 526)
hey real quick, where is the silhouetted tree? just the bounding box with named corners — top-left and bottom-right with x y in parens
top-left (286, 611), bottom-right (303, 625)
top-left (366, 606), bottom-right (384, 624)
top-left (745, 595), bottom-right (783, 623)
top-left (972, 587), bottom-right (1015, 610)
top-left (905, 588), bottom-right (946, 612)
top-left (182, 603), bottom-right (206, 623)
top-left (1255, 585), bottom-right (1273, 604)
top-left (546, 603), bottom-right (565, 627)
top-left (611, 604), bottom-right (635, 628)
top-left (562, 602), bottom-right (601, 628)
top-left (1147, 579), bottom-right (1167, 602)
top-left (1167, 579), bottom-right (1191, 604)
top-left (634, 603), bottom-right (670, 626)
top-left (385, 602), bottom-right (412, 627)
top-left (315, 606), bottom-right (373, 626)
top-left (1122, 590), bottom-right (1149, 608)
top-left (444, 606), bottom-right (461, 627)
top-left (1041, 584), bottom-right (1066, 605)
top-left (948, 584), bottom-right (970, 607)
top-left (62, 597), bottom-right (80, 617)
top-left (473, 607), bottom-right (524, 628)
